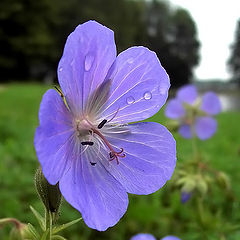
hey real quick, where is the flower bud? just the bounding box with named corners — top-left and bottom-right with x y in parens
top-left (9, 223), bottom-right (31, 240)
top-left (35, 168), bottom-right (62, 221)
top-left (216, 171), bottom-right (231, 190)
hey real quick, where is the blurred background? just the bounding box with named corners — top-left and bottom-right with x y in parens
top-left (0, 0), bottom-right (239, 239)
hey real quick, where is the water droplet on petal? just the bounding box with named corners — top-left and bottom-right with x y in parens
top-left (84, 54), bottom-right (94, 71)
top-left (158, 85), bottom-right (167, 95)
top-left (127, 58), bottom-right (134, 64)
top-left (126, 96), bottom-right (135, 105)
top-left (143, 91), bottom-right (152, 100)
top-left (59, 67), bottom-right (63, 72)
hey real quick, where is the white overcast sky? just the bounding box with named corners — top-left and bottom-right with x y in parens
top-left (170, 0), bottom-right (240, 81)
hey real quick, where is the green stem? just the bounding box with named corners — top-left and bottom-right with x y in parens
top-left (45, 211), bottom-right (52, 240)
top-left (197, 197), bottom-right (204, 225)
top-left (190, 124), bottom-right (199, 162)
top-left (0, 218), bottom-right (23, 229)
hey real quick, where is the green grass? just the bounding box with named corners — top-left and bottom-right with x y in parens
top-left (0, 83), bottom-right (240, 240)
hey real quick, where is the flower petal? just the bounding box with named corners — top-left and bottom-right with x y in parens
top-left (200, 91), bottom-right (221, 115)
top-left (100, 47), bottom-right (170, 123)
top-left (101, 122), bottom-right (176, 194)
top-left (57, 21), bottom-right (116, 114)
top-left (161, 236), bottom-right (181, 240)
top-left (131, 233), bottom-right (156, 240)
top-left (195, 116), bottom-right (217, 140)
top-left (178, 124), bottom-right (192, 139)
top-left (165, 99), bottom-right (185, 119)
top-left (34, 89), bottom-right (74, 185)
top-left (181, 191), bottom-right (192, 203)
top-left (177, 85), bottom-right (197, 105)
top-left (59, 150), bottom-right (128, 231)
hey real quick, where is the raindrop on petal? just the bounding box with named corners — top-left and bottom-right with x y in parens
top-left (158, 85), bottom-right (167, 95)
top-left (59, 67), bottom-right (63, 72)
top-left (143, 91), bottom-right (152, 100)
top-left (126, 96), bottom-right (135, 105)
top-left (127, 58), bottom-right (134, 64)
top-left (84, 54), bottom-right (94, 71)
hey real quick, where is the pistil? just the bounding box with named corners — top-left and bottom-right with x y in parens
top-left (76, 118), bottom-right (126, 164)
top-left (90, 127), bottom-right (125, 164)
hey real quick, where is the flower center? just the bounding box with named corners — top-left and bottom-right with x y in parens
top-left (75, 118), bottom-right (125, 164)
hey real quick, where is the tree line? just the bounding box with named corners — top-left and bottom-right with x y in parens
top-left (0, 0), bottom-right (200, 87)
top-left (228, 18), bottom-right (240, 85)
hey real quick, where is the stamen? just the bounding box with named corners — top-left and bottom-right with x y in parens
top-left (82, 118), bottom-right (126, 164)
top-left (54, 85), bottom-right (70, 111)
top-left (90, 126), bottom-right (126, 164)
top-left (81, 141), bottom-right (94, 146)
top-left (97, 119), bottom-right (107, 129)
top-left (54, 85), bottom-right (64, 98)
top-left (107, 106), bottom-right (120, 123)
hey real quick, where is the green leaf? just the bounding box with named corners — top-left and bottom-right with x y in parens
top-left (52, 218), bottom-right (82, 234)
top-left (51, 235), bottom-right (67, 240)
top-left (196, 177), bottom-right (208, 195)
top-left (40, 229), bottom-right (49, 240)
top-left (30, 206), bottom-right (45, 231)
top-left (27, 223), bottom-right (40, 240)
top-left (175, 176), bottom-right (189, 186)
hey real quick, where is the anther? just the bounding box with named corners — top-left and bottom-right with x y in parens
top-left (54, 85), bottom-right (70, 111)
top-left (98, 119), bottom-right (107, 129)
top-left (54, 85), bottom-right (64, 98)
top-left (81, 141), bottom-right (94, 146)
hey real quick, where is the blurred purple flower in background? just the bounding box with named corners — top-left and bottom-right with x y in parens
top-left (130, 234), bottom-right (181, 240)
top-left (181, 191), bottom-right (192, 203)
top-left (130, 233), bottom-right (156, 240)
top-left (165, 85), bottom-right (221, 140)
top-left (34, 21), bottom-right (176, 231)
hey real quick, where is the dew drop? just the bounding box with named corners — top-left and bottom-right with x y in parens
top-left (143, 91), bottom-right (152, 100)
top-left (158, 85), bottom-right (167, 95)
top-left (59, 67), bottom-right (63, 72)
top-left (127, 58), bottom-right (134, 64)
top-left (126, 96), bottom-right (135, 105)
top-left (84, 54), bottom-right (94, 71)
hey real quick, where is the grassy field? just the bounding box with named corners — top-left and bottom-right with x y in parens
top-left (0, 83), bottom-right (240, 240)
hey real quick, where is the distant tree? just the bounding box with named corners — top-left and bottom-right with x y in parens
top-left (0, 0), bottom-right (146, 81)
top-left (228, 19), bottom-right (240, 85)
top-left (145, 0), bottom-right (200, 87)
top-left (0, 0), bottom-right (199, 85)
top-left (54, 0), bottom-right (146, 52)
top-left (0, 0), bottom-right (60, 81)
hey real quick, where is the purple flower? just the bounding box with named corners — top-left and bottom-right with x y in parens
top-left (34, 21), bottom-right (176, 231)
top-left (181, 191), bottom-right (192, 203)
top-left (161, 236), bottom-right (181, 240)
top-left (165, 85), bottom-right (221, 140)
top-left (130, 233), bottom-right (156, 240)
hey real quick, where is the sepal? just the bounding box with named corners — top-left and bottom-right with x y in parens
top-left (35, 168), bottom-right (62, 222)
top-left (52, 218), bottom-right (82, 234)
top-left (30, 206), bottom-right (45, 231)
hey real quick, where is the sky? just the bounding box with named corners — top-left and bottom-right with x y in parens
top-left (170, 0), bottom-right (240, 81)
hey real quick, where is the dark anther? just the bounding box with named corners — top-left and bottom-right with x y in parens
top-left (54, 85), bottom-right (64, 98)
top-left (90, 162), bottom-right (97, 166)
top-left (81, 141), bottom-right (94, 146)
top-left (98, 119), bottom-right (107, 129)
